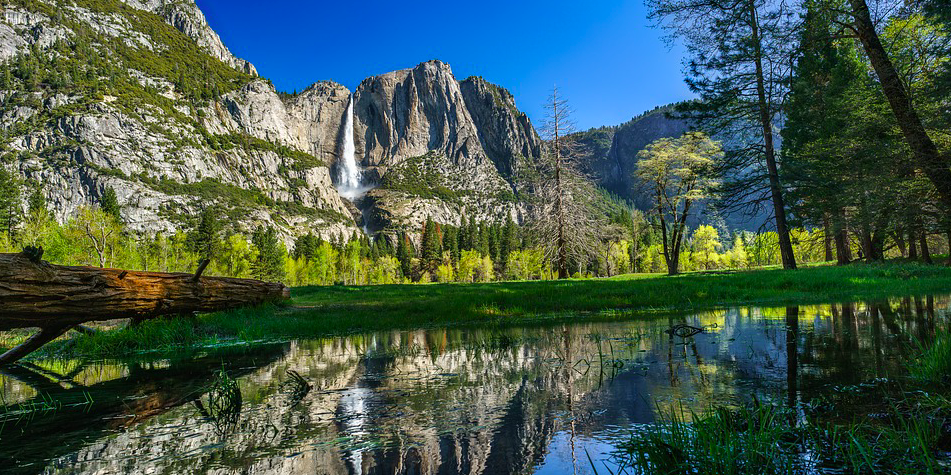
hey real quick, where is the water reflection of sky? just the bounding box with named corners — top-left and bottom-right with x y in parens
top-left (1, 296), bottom-right (947, 475)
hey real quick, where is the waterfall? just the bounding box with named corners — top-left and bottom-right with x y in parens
top-left (337, 95), bottom-right (367, 200)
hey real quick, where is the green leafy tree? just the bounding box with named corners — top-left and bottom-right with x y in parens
top-left (636, 132), bottom-right (722, 275)
top-left (647, 0), bottom-right (799, 270)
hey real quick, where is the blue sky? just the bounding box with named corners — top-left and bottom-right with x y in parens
top-left (195, 0), bottom-right (693, 131)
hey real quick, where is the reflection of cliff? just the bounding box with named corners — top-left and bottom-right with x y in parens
top-left (0, 343), bottom-right (289, 474)
top-left (2, 297), bottom-right (945, 475)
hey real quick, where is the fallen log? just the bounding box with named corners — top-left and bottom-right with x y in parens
top-left (0, 248), bottom-right (290, 365)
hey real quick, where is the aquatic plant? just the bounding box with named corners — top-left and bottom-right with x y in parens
top-left (195, 370), bottom-right (242, 434)
top-left (911, 331), bottom-right (951, 384)
top-left (619, 402), bottom-right (803, 475)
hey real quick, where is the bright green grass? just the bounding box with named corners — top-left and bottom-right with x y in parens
top-left (5, 261), bottom-right (951, 360)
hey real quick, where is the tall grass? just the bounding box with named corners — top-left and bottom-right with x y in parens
top-left (911, 331), bottom-right (951, 384)
top-left (5, 261), bottom-right (951, 361)
top-left (621, 403), bottom-right (803, 475)
top-left (618, 398), bottom-right (950, 474)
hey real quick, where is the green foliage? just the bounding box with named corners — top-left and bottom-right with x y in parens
top-left (205, 133), bottom-right (322, 170)
top-left (0, 167), bottom-right (21, 236)
top-left (99, 186), bottom-right (121, 221)
top-left (621, 398), bottom-right (950, 475)
top-left (911, 331), bottom-right (951, 384)
top-left (26, 185), bottom-right (46, 216)
top-left (381, 154), bottom-right (469, 202)
top-left (188, 206), bottom-right (222, 261)
top-left (251, 225), bottom-right (286, 282)
top-left (623, 403), bottom-right (803, 474)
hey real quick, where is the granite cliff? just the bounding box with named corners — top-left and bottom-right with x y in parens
top-left (0, 0), bottom-right (542, 244)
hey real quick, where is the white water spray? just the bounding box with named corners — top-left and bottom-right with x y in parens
top-left (336, 95), bottom-right (370, 200)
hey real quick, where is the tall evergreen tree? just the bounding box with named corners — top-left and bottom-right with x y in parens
top-left (189, 206), bottom-right (222, 262)
top-left (396, 232), bottom-right (414, 279)
top-left (27, 185), bottom-right (46, 216)
top-left (251, 225), bottom-right (286, 282)
top-left (0, 168), bottom-right (21, 237)
top-left (100, 186), bottom-right (121, 221)
top-left (420, 218), bottom-right (442, 272)
top-left (647, 0), bottom-right (799, 269)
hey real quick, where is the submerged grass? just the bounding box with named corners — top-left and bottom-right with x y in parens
top-left (5, 261), bottom-right (951, 361)
top-left (911, 331), bottom-right (951, 384)
top-left (617, 395), bottom-right (951, 475)
top-left (614, 335), bottom-right (951, 475)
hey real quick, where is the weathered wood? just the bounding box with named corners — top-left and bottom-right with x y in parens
top-left (0, 251), bottom-right (290, 331)
top-left (0, 325), bottom-right (71, 366)
top-left (193, 259), bottom-right (210, 282)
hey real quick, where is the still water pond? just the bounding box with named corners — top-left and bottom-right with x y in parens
top-left (2, 296), bottom-right (948, 474)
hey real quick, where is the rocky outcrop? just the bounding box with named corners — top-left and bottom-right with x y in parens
top-left (0, 2), bottom-right (544, 244)
top-left (574, 106), bottom-right (690, 201)
top-left (351, 61), bottom-right (539, 233)
top-left (459, 76), bottom-right (542, 180)
top-left (119, 0), bottom-right (257, 75)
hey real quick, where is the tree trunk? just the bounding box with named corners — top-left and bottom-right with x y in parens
top-left (750, 1), bottom-right (797, 270)
top-left (894, 229), bottom-right (907, 257)
top-left (0, 251), bottom-right (290, 331)
top-left (0, 325), bottom-right (72, 366)
top-left (834, 210), bottom-right (851, 265)
top-left (848, 0), bottom-right (951, 210)
top-left (909, 228), bottom-right (919, 260)
top-left (920, 231), bottom-right (933, 264)
top-left (823, 216), bottom-right (834, 262)
top-left (947, 230), bottom-right (951, 266)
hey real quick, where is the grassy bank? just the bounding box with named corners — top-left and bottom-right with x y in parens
top-left (4, 261), bottom-right (951, 360)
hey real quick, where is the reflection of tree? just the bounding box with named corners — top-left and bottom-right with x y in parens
top-left (9, 299), bottom-right (949, 475)
top-left (786, 306), bottom-right (799, 410)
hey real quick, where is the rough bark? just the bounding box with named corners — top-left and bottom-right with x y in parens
top-left (848, 0), bottom-right (951, 210)
top-left (0, 251), bottom-right (290, 331)
top-left (920, 230), bottom-right (933, 264)
top-left (834, 210), bottom-right (851, 265)
top-left (909, 229), bottom-right (919, 260)
top-left (750, 1), bottom-right (797, 270)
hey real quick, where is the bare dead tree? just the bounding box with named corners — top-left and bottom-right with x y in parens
top-left (532, 86), bottom-right (604, 278)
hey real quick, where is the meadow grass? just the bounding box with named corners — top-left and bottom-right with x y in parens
top-left (5, 261), bottom-right (951, 360)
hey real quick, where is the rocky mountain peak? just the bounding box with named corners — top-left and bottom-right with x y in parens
top-left (119, 0), bottom-right (257, 75)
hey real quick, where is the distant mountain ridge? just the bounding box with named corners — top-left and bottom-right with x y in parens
top-left (0, 0), bottom-right (541, 242)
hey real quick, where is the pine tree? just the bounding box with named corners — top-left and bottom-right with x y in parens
top-left (189, 206), bottom-right (222, 262)
top-left (27, 186), bottom-right (46, 216)
top-left (396, 232), bottom-right (414, 279)
top-left (443, 225), bottom-right (460, 264)
top-left (100, 186), bottom-right (121, 221)
top-left (251, 225), bottom-right (286, 282)
top-left (501, 215), bottom-right (519, 267)
top-left (420, 218), bottom-right (442, 272)
top-left (0, 168), bottom-right (21, 238)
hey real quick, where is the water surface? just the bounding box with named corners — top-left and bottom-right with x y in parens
top-left (1, 296), bottom-right (947, 474)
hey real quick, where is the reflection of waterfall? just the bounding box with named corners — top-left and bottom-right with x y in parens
top-left (337, 95), bottom-right (371, 200)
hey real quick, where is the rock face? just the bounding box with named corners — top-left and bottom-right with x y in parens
top-left (574, 107), bottom-right (769, 231)
top-left (574, 106), bottom-right (690, 202)
top-left (351, 61), bottom-right (541, 233)
top-left (0, 1), bottom-right (542, 244)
